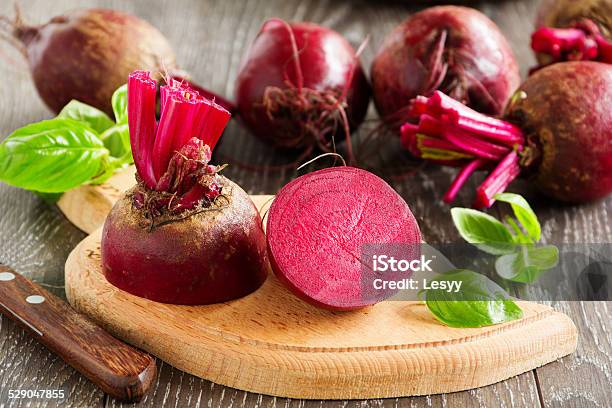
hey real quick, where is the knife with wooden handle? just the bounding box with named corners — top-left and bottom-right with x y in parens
top-left (0, 264), bottom-right (156, 402)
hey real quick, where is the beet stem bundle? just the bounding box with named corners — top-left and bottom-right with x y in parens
top-left (128, 71), bottom-right (230, 215)
top-left (532, 19), bottom-right (612, 69)
top-left (401, 91), bottom-right (525, 208)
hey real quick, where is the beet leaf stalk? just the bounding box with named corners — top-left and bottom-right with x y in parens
top-left (531, 19), bottom-right (612, 71)
top-left (127, 70), bottom-right (231, 218)
top-left (401, 91), bottom-right (525, 208)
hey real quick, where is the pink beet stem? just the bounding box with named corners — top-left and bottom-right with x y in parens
top-left (444, 159), bottom-right (485, 203)
top-left (428, 91), bottom-right (514, 131)
top-left (170, 76), bottom-right (237, 114)
top-left (402, 91), bottom-right (526, 208)
top-left (442, 128), bottom-right (510, 161)
top-left (531, 22), bottom-right (612, 64)
top-left (128, 71), bottom-right (158, 189)
top-left (128, 70), bottom-right (231, 208)
top-left (473, 151), bottom-right (521, 209)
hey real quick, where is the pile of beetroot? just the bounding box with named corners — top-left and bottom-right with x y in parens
top-left (3, 3), bottom-right (612, 309)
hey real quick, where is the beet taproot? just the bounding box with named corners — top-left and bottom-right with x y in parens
top-left (371, 6), bottom-right (520, 126)
top-left (2, 8), bottom-right (176, 116)
top-left (102, 177), bottom-right (268, 305)
top-left (266, 166), bottom-right (421, 310)
top-left (505, 61), bottom-right (612, 203)
top-left (234, 19), bottom-right (370, 158)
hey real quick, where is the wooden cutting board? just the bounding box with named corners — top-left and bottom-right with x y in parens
top-left (58, 166), bottom-right (138, 234)
top-left (61, 167), bottom-right (577, 399)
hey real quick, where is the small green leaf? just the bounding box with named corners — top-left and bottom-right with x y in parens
top-left (0, 118), bottom-right (110, 193)
top-left (425, 269), bottom-right (523, 328)
top-left (111, 84), bottom-right (128, 124)
top-left (58, 100), bottom-right (115, 134)
top-left (34, 191), bottom-right (63, 204)
top-left (451, 208), bottom-right (516, 255)
top-left (101, 124), bottom-right (132, 165)
top-left (495, 193), bottom-right (541, 242)
top-left (496, 245), bottom-right (559, 283)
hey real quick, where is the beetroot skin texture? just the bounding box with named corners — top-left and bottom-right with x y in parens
top-left (266, 167), bottom-right (421, 310)
top-left (101, 177), bottom-right (268, 305)
top-left (14, 9), bottom-right (176, 115)
top-left (235, 20), bottom-right (370, 150)
top-left (506, 61), bottom-right (612, 202)
top-left (371, 6), bottom-right (520, 119)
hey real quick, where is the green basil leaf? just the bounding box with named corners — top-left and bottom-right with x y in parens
top-left (425, 269), bottom-right (523, 328)
top-left (58, 100), bottom-right (115, 134)
top-left (0, 118), bottom-right (109, 193)
top-left (495, 193), bottom-right (541, 242)
top-left (34, 191), bottom-right (63, 204)
top-left (101, 124), bottom-right (132, 165)
top-left (112, 84), bottom-right (128, 124)
top-left (496, 245), bottom-right (559, 283)
top-left (451, 208), bottom-right (516, 255)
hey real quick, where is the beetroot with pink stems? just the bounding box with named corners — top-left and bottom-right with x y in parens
top-left (266, 166), bottom-right (421, 310)
top-left (401, 61), bottom-right (612, 208)
top-left (371, 6), bottom-right (520, 127)
top-left (101, 71), bottom-right (267, 305)
top-left (531, 0), bottom-right (612, 70)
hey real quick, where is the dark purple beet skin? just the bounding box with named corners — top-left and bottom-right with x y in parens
top-left (12, 9), bottom-right (176, 115)
top-left (506, 61), bottom-right (612, 202)
top-left (101, 177), bottom-right (268, 305)
top-left (371, 6), bottom-right (520, 122)
top-left (235, 20), bottom-right (371, 151)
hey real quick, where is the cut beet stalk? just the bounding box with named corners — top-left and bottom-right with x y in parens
top-left (531, 19), bottom-right (612, 71)
top-left (266, 167), bottom-right (422, 310)
top-left (473, 151), bottom-right (521, 208)
top-left (403, 91), bottom-right (525, 207)
top-left (444, 159), bottom-right (485, 204)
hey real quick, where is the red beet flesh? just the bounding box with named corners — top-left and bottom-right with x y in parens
top-left (402, 61), bottom-right (612, 207)
top-left (101, 178), bottom-right (268, 305)
top-left (235, 19), bottom-right (371, 155)
top-left (266, 167), bottom-right (421, 310)
top-left (371, 6), bottom-right (520, 124)
top-left (5, 9), bottom-right (176, 116)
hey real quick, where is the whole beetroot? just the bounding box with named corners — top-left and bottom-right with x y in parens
top-left (505, 61), bottom-right (612, 203)
top-left (235, 19), bottom-right (370, 158)
top-left (371, 6), bottom-right (520, 125)
top-left (401, 61), bottom-right (612, 207)
top-left (3, 8), bottom-right (176, 115)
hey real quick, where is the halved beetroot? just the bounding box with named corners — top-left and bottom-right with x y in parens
top-left (266, 167), bottom-right (422, 310)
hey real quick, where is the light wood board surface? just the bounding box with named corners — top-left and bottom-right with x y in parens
top-left (58, 167), bottom-right (137, 234)
top-left (1, 0), bottom-right (610, 407)
top-left (65, 225), bottom-right (576, 399)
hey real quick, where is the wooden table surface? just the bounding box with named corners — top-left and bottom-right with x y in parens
top-left (0, 0), bottom-right (610, 407)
